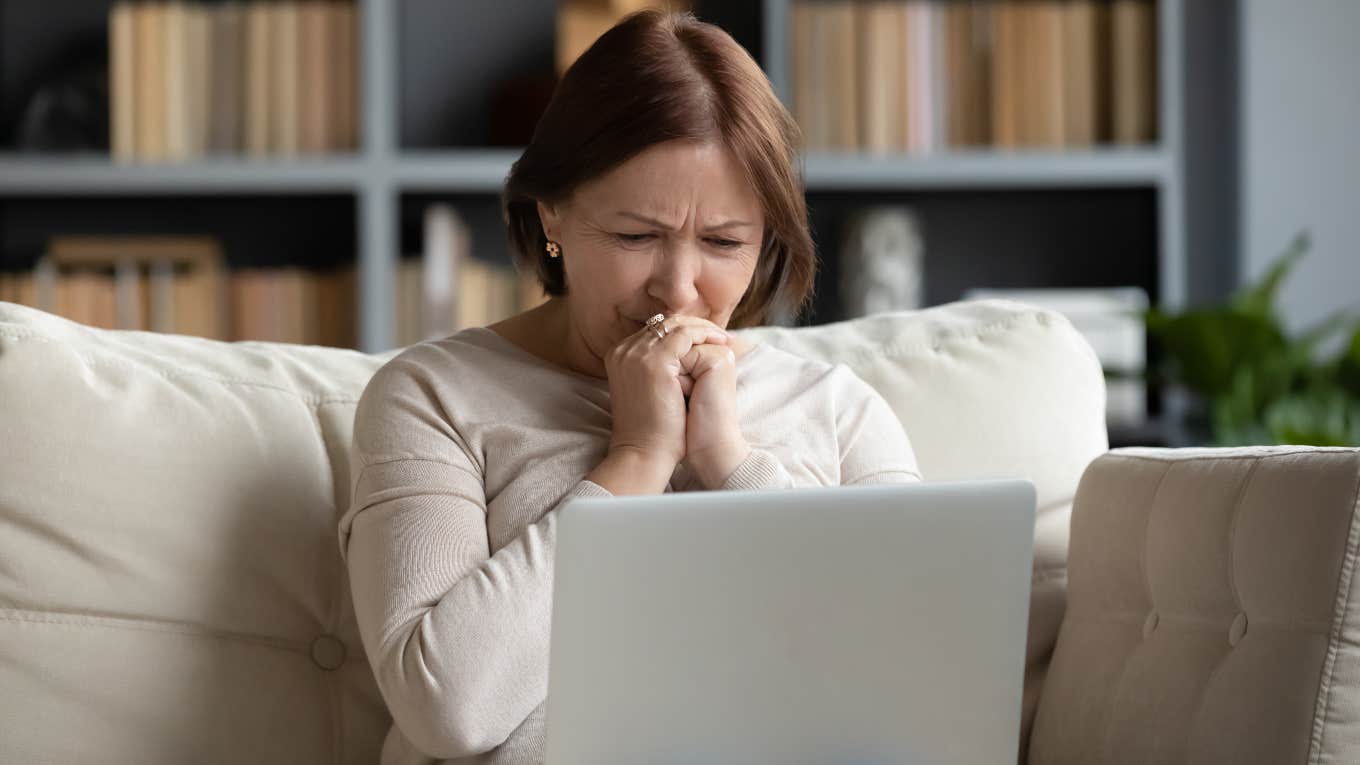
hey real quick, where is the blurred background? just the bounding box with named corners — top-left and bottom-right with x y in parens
top-left (0, 0), bottom-right (1356, 448)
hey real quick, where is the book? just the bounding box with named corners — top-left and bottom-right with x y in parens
top-left (110, 2), bottom-right (138, 161)
top-left (273, 1), bottom-right (302, 155)
top-left (149, 259), bottom-right (175, 333)
top-left (826, 1), bottom-right (858, 151)
top-left (801, 1), bottom-right (836, 151)
top-left (856, 2), bottom-right (907, 154)
top-left (209, 2), bottom-right (246, 154)
top-left (163, 1), bottom-right (190, 161)
top-left (395, 256), bottom-right (424, 347)
top-left (1060, 0), bottom-right (1109, 147)
top-left (187, 3), bottom-right (213, 157)
top-left (943, 0), bottom-right (991, 147)
top-left (331, 1), bottom-right (358, 151)
top-left (316, 264), bottom-right (356, 348)
top-left (1021, 1), bottom-right (1064, 148)
top-left (114, 259), bottom-right (143, 329)
top-left (990, 1), bottom-right (1020, 148)
top-left (54, 268), bottom-right (117, 330)
top-left (1111, 0), bottom-right (1157, 144)
top-left (456, 258), bottom-right (489, 330)
top-left (245, 0), bottom-right (273, 155)
top-left (135, 2), bottom-right (168, 160)
top-left (44, 236), bottom-right (227, 339)
top-left (299, 0), bottom-right (331, 153)
top-left (904, 1), bottom-right (937, 154)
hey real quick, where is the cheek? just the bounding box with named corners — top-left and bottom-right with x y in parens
top-left (562, 243), bottom-right (649, 303)
top-left (702, 258), bottom-right (759, 312)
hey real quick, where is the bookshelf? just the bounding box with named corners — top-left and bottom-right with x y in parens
top-left (0, 0), bottom-right (1230, 386)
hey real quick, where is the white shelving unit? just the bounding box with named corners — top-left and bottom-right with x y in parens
top-left (0, 0), bottom-right (1199, 356)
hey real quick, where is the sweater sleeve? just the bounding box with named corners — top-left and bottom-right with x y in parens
top-left (719, 447), bottom-right (795, 490)
top-left (835, 365), bottom-right (923, 485)
top-left (720, 363), bottom-right (923, 490)
top-left (340, 358), bottom-right (610, 760)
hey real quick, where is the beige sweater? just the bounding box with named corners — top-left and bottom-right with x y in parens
top-left (338, 326), bottom-right (922, 765)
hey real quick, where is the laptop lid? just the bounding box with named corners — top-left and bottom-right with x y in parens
top-left (544, 479), bottom-right (1036, 764)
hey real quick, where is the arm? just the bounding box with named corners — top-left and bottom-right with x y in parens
top-left (835, 366), bottom-right (922, 485)
top-left (718, 364), bottom-right (922, 491)
top-left (341, 361), bottom-right (610, 759)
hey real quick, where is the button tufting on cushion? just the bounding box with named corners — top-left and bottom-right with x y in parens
top-left (1029, 446), bottom-right (1360, 765)
top-left (1142, 610), bottom-right (1159, 639)
top-left (1229, 611), bottom-right (1248, 647)
top-left (310, 634), bottom-right (347, 671)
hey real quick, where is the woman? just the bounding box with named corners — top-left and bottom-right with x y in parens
top-left (339, 10), bottom-right (921, 764)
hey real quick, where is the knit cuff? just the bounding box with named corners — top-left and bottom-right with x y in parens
top-left (573, 479), bottom-right (614, 497)
top-left (719, 448), bottom-right (792, 491)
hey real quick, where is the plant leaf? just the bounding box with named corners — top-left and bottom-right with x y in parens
top-left (1231, 230), bottom-right (1310, 319)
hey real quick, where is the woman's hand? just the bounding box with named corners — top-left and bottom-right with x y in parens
top-left (602, 315), bottom-right (729, 480)
top-left (680, 341), bottom-right (751, 489)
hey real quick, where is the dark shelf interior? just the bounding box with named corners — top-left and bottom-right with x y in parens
top-left (0, 194), bottom-right (357, 271)
top-left (803, 186), bottom-right (1160, 324)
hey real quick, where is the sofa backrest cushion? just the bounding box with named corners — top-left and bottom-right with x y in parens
top-left (1030, 446), bottom-right (1360, 764)
top-left (0, 298), bottom-right (1105, 763)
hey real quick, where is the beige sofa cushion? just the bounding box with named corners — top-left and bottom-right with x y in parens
top-left (1030, 446), bottom-right (1360, 764)
top-left (0, 298), bottom-right (1105, 763)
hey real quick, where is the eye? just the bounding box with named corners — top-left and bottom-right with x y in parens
top-left (614, 233), bottom-right (655, 245)
top-left (708, 238), bottom-right (743, 250)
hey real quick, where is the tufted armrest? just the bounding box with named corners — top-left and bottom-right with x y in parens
top-left (1029, 446), bottom-right (1360, 764)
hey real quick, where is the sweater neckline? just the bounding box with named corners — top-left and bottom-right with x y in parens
top-left (467, 325), bottom-right (766, 386)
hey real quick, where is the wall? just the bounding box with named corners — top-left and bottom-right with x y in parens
top-left (1240, 0), bottom-right (1360, 337)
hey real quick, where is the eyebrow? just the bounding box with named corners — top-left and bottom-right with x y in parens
top-left (614, 211), bottom-right (755, 231)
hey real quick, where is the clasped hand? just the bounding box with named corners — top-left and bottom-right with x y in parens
top-left (602, 315), bottom-right (751, 490)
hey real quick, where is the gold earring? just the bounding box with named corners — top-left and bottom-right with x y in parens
top-left (545, 241), bottom-right (561, 258)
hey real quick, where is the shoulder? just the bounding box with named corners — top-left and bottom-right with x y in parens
top-left (352, 330), bottom-right (520, 466)
top-left (355, 328), bottom-right (522, 431)
top-left (361, 328), bottom-right (507, 399)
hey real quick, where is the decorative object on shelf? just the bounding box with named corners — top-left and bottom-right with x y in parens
top-left (967, 286), bottom-right (1150, 428)
top-left (13, 47), bottom-right (109, 153)
top-left (1147, 231), bottom-right (1360, 446)
top-left (421, 203), bottom-right (468, 341)
top-left (397, 204), bottom-right (545, 347)
top-left (839, 206), bottom-right (925, 318)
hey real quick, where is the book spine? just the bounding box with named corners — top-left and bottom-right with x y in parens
top-left (110, 2), bottom-right (138, 161)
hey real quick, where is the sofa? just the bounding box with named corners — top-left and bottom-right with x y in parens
top-left (1, 297), bottom-right (1356, 764)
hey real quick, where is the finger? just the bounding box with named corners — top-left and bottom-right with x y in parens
top-left (639, 315), bottom-right (729, 345)
top-left (680, 342), bottom-right (737, 378)
top-left (652, 321), bottom-right (729, 357)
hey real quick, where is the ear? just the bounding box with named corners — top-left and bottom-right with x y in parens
top-left (536, 200), bottom-right (563, 242)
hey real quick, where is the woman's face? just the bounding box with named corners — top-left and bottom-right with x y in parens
top-left (537, 139), bottom-right (765, 360)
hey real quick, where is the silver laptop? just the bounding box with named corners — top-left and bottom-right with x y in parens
top-left (544, 479), bottom-right (1036, 765)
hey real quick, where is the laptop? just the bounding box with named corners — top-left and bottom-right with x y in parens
top-left (544, 479), bottom-right (1037, 765)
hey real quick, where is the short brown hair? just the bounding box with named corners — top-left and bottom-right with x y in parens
top-left (501, 9), bottom-right (816, 328)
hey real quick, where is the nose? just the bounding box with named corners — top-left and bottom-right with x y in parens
top-left (646, 241), bottom-right (701, 313)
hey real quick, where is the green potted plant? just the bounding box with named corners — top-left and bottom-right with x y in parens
top-left (1147, 231), bottom-right (1360, 446)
